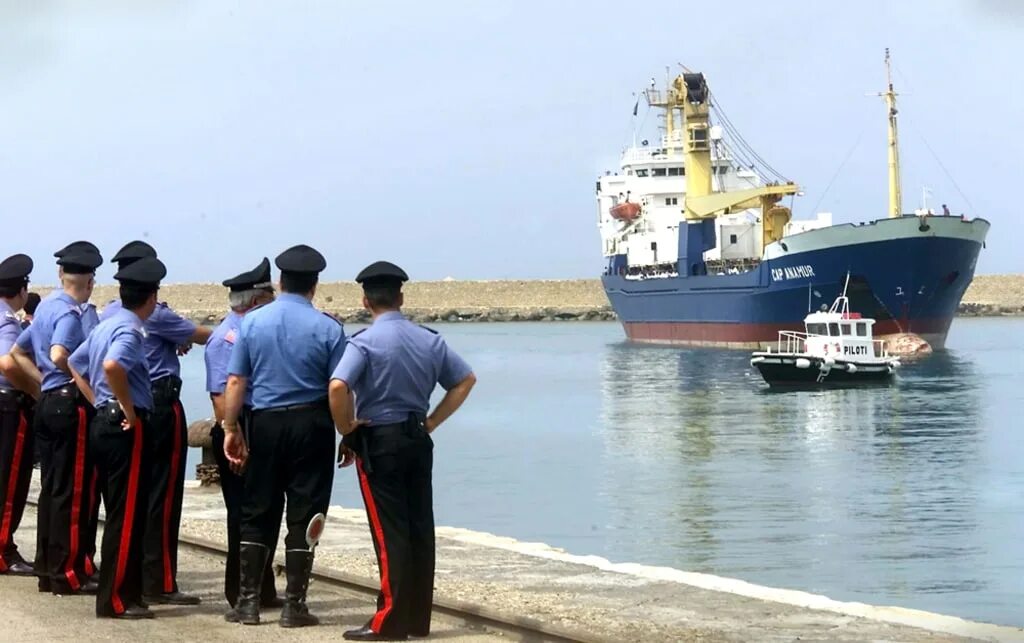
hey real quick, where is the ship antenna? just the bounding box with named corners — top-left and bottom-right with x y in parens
top-left (879, 48), bottom-right (903, 218)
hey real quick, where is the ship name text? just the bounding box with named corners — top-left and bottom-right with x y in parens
top-left (843, 345), bottom-right (868, 356)
top-left (771, 265), bottom-right (816, 282)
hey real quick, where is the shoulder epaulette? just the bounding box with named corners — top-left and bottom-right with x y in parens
top-left (418, 324), bottom-right (438, 335)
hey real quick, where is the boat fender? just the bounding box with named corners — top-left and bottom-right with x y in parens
top-left (824, 356), bottom-right (835, 366)
top-left (795, 358), bottom-right (811, 369)
top-left (846, 363), bottom-right (858, 374)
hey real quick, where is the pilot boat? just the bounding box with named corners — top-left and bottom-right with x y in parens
top-left (750, 277), bottom-right (901, 386)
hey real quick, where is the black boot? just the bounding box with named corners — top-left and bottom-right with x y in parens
top-left (235, 543), bottom-right (268, 625)
top-left (279, 550), bottom-right (318, 628)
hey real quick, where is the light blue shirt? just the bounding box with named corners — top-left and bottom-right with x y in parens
top-left (15, 291), bottom-right (86, 392)
top-left (228, 293), bottom-right (345, 410)
top-left (69, 308), bottom-right (153, 410)
top-left (331, 311), bottom-right (473, 425)
top-left (102, 300), bottom-right (196, 381)
top-left (80, 303), bottom-right (99, 336)
top-left (0, 300), bottom-right (21, 390)
top-left (204, 310), bottom-right (254, 406)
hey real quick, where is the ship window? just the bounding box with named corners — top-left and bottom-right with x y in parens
top-left (652, 168), bottom-right (667, 177)
top-left (626, 170), bottom-right (633, 176)
top-left (856, 323), bottom-right (867, 337)
top-left (690, 127), bottom-right (709, 149)
top-left (668, 167), bottom-right (683, 176)
top-left (841, 323), bottom-right (852, 335)
top-left (664, 197), bottom-right (678, 206)
top-left (729, 234), bottom-right (738, 244)
top-left (636, 169), bottom-right (649, 177)
top-left (828, 323), bottom-right (840, 336)
top-left (806, 323), bottom-right (825, 335)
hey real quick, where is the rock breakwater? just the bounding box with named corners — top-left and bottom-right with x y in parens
top-left (32, 275), bottom-right (1023, 324)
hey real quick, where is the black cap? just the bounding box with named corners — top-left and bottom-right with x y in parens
top-left (57, 251), bottom-right (103, 275)
top-left (223, 258), bottom-right (273, 292)
top-left (0, 254), bottom-right (33, 288)
top-left (112, 240), bottom-right (157, 267)
top-left (275, 245), bottom-right (326, 275)
top-left (114, 256), bottom-right (167, 288)
top-left (355, 261), bottom-right (409, 288)
top-left (54, 241), bottom-right (100, 259)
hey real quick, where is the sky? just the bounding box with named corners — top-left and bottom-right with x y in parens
top-left (2, 0), bottom-right (1021, 284)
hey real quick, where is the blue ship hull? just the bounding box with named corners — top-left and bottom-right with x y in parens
top-left (601, 216), bottom-right (990, 349)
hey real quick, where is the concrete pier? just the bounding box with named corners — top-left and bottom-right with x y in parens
top-left (7, 478), bottom-right (1023, 641)
top-left (172, 483), bottom-right (1020, 643)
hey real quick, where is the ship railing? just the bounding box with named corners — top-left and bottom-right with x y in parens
top-left (776, 331), bottom-right (809, 354)
top-left (705, 257), bottom-right (761, 275)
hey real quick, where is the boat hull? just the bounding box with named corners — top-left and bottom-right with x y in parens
top-left (602, 216), bottom-right (990, 349)
top-left (751, 354), bottom-right (896, 387)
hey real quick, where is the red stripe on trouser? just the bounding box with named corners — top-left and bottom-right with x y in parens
top-left (64, 406), bottom-right (88, 590)
top-left (0, 411), bottom-right (28, 572)
top-left (85, 467), bottom-right (98, 577)
top-left (161, 402), bottom-right (183, 592)
top-left (357, 459), bottom-right (393, 633)
top-left (111, 419), bottom-right (144, 615)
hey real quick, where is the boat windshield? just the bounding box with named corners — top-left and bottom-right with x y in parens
top-left (806, 323), bottom-right (827, 335)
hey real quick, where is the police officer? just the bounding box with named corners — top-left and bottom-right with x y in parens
top-left (222, 244), bottom-right (345, 627)
top-left (0, 254), bottom-right (36, 575)
top-left (101, 240), bottom-right (212, 605)
top-left (69, 256), bottom-right (168, 619)
top-left (204, 258), bottom-right (282, 619)
top-left (21, 292), bottom-right (41, 330)
top-left (329, 261), bottom-right (476, 641)
top-left (53, 241), bottom-right (101, 335)
top-left (8, 248), bottom-right (102, 595)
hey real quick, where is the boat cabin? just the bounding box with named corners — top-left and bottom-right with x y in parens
top-left (801, 309), bottom-right (882, 360)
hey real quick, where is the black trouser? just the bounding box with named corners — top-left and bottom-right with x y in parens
top-left (240, 403), bottom-right (333, 551)
top-left (210, 414), bottom-right (281, 606)
top-left (34, 386), bottom-right (95, 593)
top-left (91, 404), bottom-right (148, 617)
top-left (140, 377), bottom-right (188, 596)
top-left (0, 391), bottom-right (34, 570)
top-left (352, 416), bottom-right (435, 638)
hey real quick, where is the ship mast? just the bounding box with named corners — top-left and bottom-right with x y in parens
top-left (881, 48), bottom-right (903, 218)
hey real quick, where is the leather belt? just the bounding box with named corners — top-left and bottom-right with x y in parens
top-left (254, 399), bottom-right (328, 415)
top-left (95, 401), bottom-right (151, 423)
top-left (0, 388), bottom-right (27, 408)
top-left (41, 384), bottom-right (80, 399)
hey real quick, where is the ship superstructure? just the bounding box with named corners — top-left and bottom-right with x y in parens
top-left (598, 53), bottom-right (989, 349)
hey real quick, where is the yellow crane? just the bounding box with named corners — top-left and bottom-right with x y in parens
top-left (645, 72), bottom-right (800, 250)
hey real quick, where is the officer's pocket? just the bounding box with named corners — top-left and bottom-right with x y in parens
top-left (46, 394), bottom-right (81, 429)
top-left (367, 433), bottom-right (399, 458)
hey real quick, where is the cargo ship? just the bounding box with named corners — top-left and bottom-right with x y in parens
top-left (597, 51), bottom-right (990, 349)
